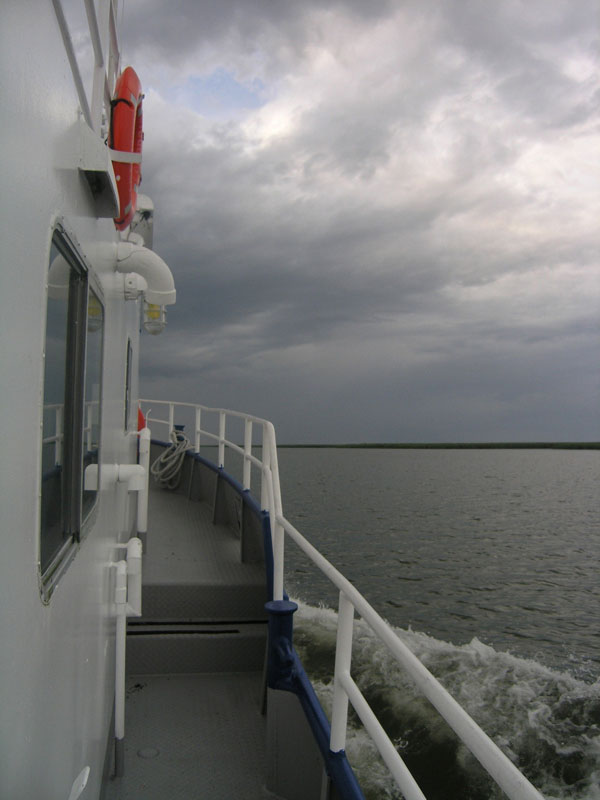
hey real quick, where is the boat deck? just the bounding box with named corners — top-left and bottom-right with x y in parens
top-left (138, 479), bottom-right (267, 622)
top-left (104, 672), bottom-right (268, 800)
top-left (103, 477), bottom-right (272, 799)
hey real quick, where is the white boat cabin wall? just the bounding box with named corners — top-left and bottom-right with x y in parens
top-left (0, 2), bottom-right (174, 798)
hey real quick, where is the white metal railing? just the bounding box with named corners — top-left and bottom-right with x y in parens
top-left (139, 398), bottom-right (544, 800)
top-left (140, 399), bottom-right (287, 597)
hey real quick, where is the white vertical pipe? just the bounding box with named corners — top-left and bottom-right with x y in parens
top-left (126, 537), bottom-right (142, 617)
top-left (195, 407), bottom-right (201, 453)
top-left (114, 560), bottom-right (127, 741)
top-left (330, 592), bottom-right (354, 752)
top-left (243, 418), bottom-right (252, 490)
top-left (218, 411), bottom-right (226, 468)
top-left (114, 539), bottom-right (142, 758)
top-left (137, 427), bottom-right (150, 536)
top-left (168, 403), bottom-right (174, 435)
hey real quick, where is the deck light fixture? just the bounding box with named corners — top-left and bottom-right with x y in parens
top-left (143, 302), bottom-right (166, 335)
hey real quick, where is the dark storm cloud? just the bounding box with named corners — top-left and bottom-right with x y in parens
top-left (122, 0), bottom-right (599, 442)
top-left (124, 0), bottom-right (393, 52)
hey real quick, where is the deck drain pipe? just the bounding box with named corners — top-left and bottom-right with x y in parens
top-left (114, 537), bottom-right (143, 777)
top-left (137, 427), bottom-right (151, 548)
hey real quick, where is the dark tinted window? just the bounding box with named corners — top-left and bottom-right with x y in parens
top-left (40, 230), bottom-right (104, 596)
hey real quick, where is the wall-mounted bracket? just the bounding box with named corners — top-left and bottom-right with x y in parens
top-left (78, 116), bottom-right (119, 218)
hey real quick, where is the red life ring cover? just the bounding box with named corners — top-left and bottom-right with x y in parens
top-left (110, 67), bottom-right (143, 230)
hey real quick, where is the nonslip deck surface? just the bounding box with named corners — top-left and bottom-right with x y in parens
top-left (143, 484), bottom-right (263, 587)
top-left (103, 480), bottom-right (272, 798)
top-left (104, 672), bottom-right (270, 800)
top-left (139, 484), bottom-right (268, 622)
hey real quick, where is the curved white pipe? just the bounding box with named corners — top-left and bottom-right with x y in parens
top-left (116, 242), bottom-right (176, 305)
top-left (83, 463), bottom-right (145, 491)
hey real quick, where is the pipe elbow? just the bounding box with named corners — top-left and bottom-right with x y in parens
top-left (116, 464), bottom-right (146, 491)
top-left (116, 242), bottom-right (176, 305)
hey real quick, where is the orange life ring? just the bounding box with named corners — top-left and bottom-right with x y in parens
top-left (110, 67), bottom-right (143, 231)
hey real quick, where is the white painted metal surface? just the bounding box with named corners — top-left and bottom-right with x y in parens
top-left (114, 538), bottom-right (143, 749)
top-left (0, 2), bottom-right (164, 797)
top-left (140, 399), bottom-right (545, 800)
top-left (67, 767), bottom-right (91, 800)
top-left (137, 427), bottom-right (151, 537)
top-left (115, 242), bottom-right (177, 305)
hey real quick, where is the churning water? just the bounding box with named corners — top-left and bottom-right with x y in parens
top-left (275, 448), bottom-right (599, 799)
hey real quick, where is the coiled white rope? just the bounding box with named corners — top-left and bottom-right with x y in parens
top-left (150, 428), bottom-right (190, 489)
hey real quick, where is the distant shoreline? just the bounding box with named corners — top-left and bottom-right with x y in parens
top-left (278, 442), bottom-right (600, 450)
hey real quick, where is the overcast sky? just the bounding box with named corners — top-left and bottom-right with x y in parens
top-left (117, 0), bottom-right (599, 443)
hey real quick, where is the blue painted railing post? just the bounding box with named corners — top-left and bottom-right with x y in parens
top-left (265, 600), bottom-right (298, 690)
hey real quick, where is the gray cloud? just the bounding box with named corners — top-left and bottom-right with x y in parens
top-left (124, 0), bottom-right (599, 442)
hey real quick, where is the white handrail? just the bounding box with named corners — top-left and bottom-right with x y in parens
top-left (138, 399), bottom-right (545, 800)
top-left (278, 514), bottom-right (544, 800)
top-left (140, 399), bottom-right (279, 511)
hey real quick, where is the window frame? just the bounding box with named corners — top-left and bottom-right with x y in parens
top-left (39, 225), bottom-right (105, 602)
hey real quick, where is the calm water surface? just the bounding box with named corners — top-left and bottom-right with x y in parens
top-left (277, 448), bottom-right (599, 678)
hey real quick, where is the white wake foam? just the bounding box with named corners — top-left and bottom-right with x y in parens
top-left (292, 599), bottom-right (600, 800)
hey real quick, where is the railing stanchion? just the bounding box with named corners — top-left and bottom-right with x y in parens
top-left (267, 422), bottom-right (285, 601)
top-left (195, 407), bottom-right (201, 453)
top-left (261, 424), bottom-right (270, 511)
top-left (272, 521), bottom-right (284, 602)
top-left (243, 418), bottom-right (252, 491)
top-left (330, 591), bottom-right (354, 753)
top-left (168, 403), bottom-right (174, 433)
top-left (218, 411), bottom-right (226, 467)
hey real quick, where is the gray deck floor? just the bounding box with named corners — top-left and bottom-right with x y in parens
top-left (104, 672), bottom-right (271, 800)
top-left (103, 483), bottom-right (272, 798)
top-left (142, 483), bottom-right (264, 589)
top-left (138, 484), bottom-right (268, 622)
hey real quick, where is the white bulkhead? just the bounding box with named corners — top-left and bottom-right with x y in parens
top-left (0, 3), bottom-right (173, 798)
